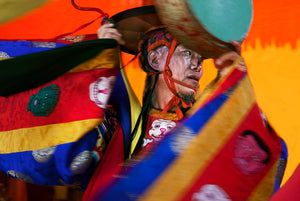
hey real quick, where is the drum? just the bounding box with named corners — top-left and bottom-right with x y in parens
top-left (155, 0), bottom-right (253, 58)
top-left (111, 1), bottom-right (252, 58)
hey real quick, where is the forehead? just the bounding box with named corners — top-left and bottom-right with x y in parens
top-left (175, 44), bottom-right (188, 50)
top-left (175, 45), bottom-right (202, 56)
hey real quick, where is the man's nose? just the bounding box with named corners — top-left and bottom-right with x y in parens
top-left (190, 56), bottom-right (202, 72)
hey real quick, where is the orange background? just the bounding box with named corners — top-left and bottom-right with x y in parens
top-left (0, 0), bottom-right (299, 185)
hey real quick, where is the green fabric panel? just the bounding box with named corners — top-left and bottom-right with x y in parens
top-left (0, 39), bottom-right (118, 97)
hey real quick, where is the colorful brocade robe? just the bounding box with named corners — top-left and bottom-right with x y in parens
top-left (0, 37), bottom-right (121, 188)
top-left (0, 38), bottom-right (288, 201)
top-left (84, 57), bottom-right (288, 201)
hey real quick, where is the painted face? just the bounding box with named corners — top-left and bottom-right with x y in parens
top-left (233, 134), bottom-right (269, 175)
top-left (168, 45), bottom-right (204, 102)
top-left (148, 119), bottom-right (176, 140)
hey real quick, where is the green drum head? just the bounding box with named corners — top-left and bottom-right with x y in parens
top-left (187, 0), bottom-right (253, 43)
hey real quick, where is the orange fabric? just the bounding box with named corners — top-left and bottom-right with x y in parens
top-left (0, 0), bottom-right (144, 39)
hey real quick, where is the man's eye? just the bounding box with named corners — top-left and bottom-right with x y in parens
top-left (183, 50), bottom-right (192, 56)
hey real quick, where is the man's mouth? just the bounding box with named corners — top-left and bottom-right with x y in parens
top-left (187, 75), bottom-right (200, 82)
top-left (186, 75), bottom-right (200, 88)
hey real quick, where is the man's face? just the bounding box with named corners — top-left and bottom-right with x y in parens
top-left (167, 45), bottom-right (204, 103)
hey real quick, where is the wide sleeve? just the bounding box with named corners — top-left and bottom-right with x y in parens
top-left (0, 38), bottom-right (120, 187)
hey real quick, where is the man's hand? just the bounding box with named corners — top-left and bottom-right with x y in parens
top-left (97, 23), bottom-right (125, 45)
top-left (214, 40), bottom-right (242, 70)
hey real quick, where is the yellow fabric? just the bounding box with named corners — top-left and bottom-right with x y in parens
top-left (118, 56), bottom-right (142, 158)
top-left (68, 47), bottom-right (120, 73)
top-left (0, 118), bottom-right (102, 154)
top-left (248, 158), bottom-right (280, 201)
top-left (140, 75), bottom-right (255, 201)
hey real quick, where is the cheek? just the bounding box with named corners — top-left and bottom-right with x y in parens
top-left (199, 66), bottom-right (203, 78)
top-left (169, 58), bottom-right (187, 78)
top-left (158, 56), bottom-right (168, 71)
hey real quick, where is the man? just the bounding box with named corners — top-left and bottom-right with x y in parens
top-left (0, 6), bottom-right (286, 201)
top-left (82, 21), bottom-right (287, 201)
top-left (97, 23), bottom-right (241, 151)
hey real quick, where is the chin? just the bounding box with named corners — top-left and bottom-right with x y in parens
top-left (178, 91), bottom-right (195, 104)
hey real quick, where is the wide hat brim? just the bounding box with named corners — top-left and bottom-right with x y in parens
top-left (110, 5), bottom-right (162, 55)
top-left (111, 1), bottom-right (252, 58)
